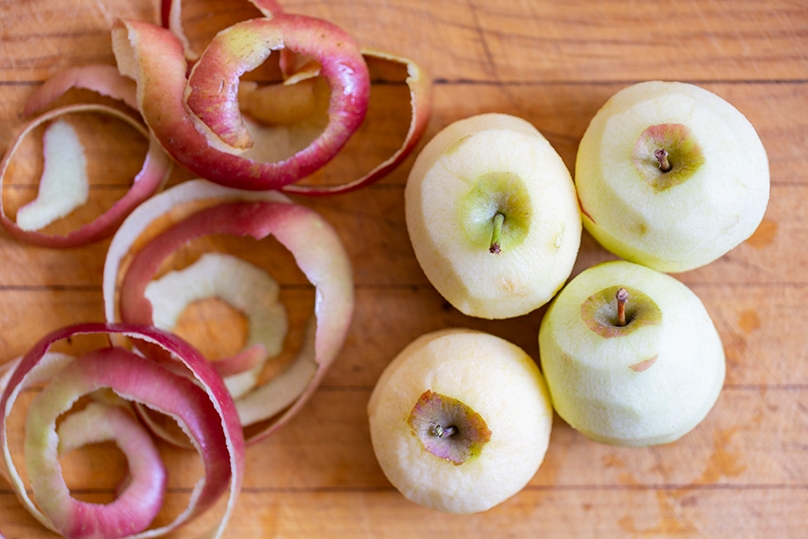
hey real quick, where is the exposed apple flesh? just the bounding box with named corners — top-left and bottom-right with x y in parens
top-left (575, 81), bottom-right (769, 272)
top-left (581, 284), bottom-right (662, 338)
top-left (539, 260), bottom-right (726, 446)
top-left (461, 171), bottom-right (532, 255)
top-left (405, 113), bottom-right (581, 319)
top-left (368, 329), bottom-right (553, 513)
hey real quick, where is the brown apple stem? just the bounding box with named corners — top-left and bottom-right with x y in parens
top-left (489, 212), bottom-right (505, 254)
top-left (432, 424), bottom-right (457, 438)
top-left (654, 148), bottom-right (672, 172)
top-left (616, 288), bottom-right (629, 326)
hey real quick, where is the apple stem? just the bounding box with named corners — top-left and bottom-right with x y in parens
top-left (432, 424), bottom-right (457, 438)
top-left (616, 288), bottom-right (629, 326)
top-left (654, 149), bottom-right (672, 172)
top-left (489, 212), bottom-right (505, 254)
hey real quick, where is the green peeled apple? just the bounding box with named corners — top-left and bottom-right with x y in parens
top-left (405, 113), bottom-right (582, 319)
top-left (575, 81), bottom-right (769, 273)
top-left (538, 260), bottom-right (725, 446)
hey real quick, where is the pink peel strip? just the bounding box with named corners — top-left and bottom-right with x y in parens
top-left (23, 64), bottom-right (139, 116)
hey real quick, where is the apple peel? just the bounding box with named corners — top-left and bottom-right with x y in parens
top-left (283, 48), bottom-right (433, 195)
top-left (103, 180), bottom-right (353, 444)
top-left (26, 397), bottom-right (166, 539)
top-left (0, 104), bottom-right (171, 248)
top-left (161, 0), bottom-right (285, 61)
top-left (113, 16), bottom-right (370, 191)
top-left (144, 252), bottom-right (289, 399)
top-left (0, 323), bottom-right (245, 539)
top-left (23, 64), bottom-right (139, 117)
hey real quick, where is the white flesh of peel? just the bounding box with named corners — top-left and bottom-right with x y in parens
top-left (235, 318), bottom-right (317, 426)
top-left (1, 353), bottom-right (76, 530)
top-left (144, 252), bottom-right (288, 399)
top-left (16, 120), bottom-right (89, 231)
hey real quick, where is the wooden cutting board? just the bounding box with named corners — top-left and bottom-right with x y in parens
top-left (1, 0), bottom-right (806, 536)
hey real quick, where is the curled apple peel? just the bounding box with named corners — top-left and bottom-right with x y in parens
top-left (103, 180), bottom-right (354, 444)
top-left (144, 252), bottom-right (288, 398)
top-left (0, 105), bottom-right (171, 248)
top-left (115, 11), bottom-right (431, 194)
top-left (23, 64), bottom-right (139, 117)
top-left (283, 48), bottom-right (433, 195)
top-left (27, 399), bottom-right (166, 539)
top-left (162, 0), bottom-right (285, 61)
top-left (112, 16), bottom-right (370, 191)
top-left (1, 64), bottom-right (172, 248)
top-left (0, 323), bottom-right (245, 539)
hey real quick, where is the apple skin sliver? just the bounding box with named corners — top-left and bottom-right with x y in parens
top-left (235, 317), bottom-right (317, 426)
top-left (145, 252), bottom-right (289, 399)
top-left (23, 64), bottom-right (138, 117)
top-left (284, 49), bottom-right (433, 196)
top-left (0, 64), bottom-right (171, 247)
top-left (15, 119), bottom-right (89, 232)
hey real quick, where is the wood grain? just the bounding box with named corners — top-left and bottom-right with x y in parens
top-left (1, 0), bottom-right (807, 537)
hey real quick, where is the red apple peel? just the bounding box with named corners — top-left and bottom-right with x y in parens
top-left (23, 64), bottom-right (139, 117)
top-left (284, 48), bottom-right (433, 195)
top-left (0, 323), bottom-right (245, 539)
top-left (113, 17), bottom-right (371, 191)
top-left (1, 63), bottom-right (172, 248)
top-left (103, 180), bottom-right (354, 444)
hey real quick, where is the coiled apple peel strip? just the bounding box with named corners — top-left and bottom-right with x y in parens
top-left (114, 7), bottom-right (431, 194)
top-left (0, 323), bottom-right (246, 539)
top-left (103, 180), bottom-right (354, 444)
top-left (0, 65), bottom-right (172, 248)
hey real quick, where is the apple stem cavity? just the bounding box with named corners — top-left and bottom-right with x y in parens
top-left (616, 287), bottom-right (629, 326)
top-left (654, 148), bottom-right (672, 172)
top-left (489, 212), bottom-right (505, 254)
top-left (431, 424), bottom-right (458, 438)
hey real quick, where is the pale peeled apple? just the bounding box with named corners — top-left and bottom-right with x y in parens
top-left (368, 329), bottom-right (553, 513)
top-left (405, 113), bottom-right (582, 319)
top-left (539, 260), bottom-right (725, 446)
top-left (575, 81), bottom-right (769, 273)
